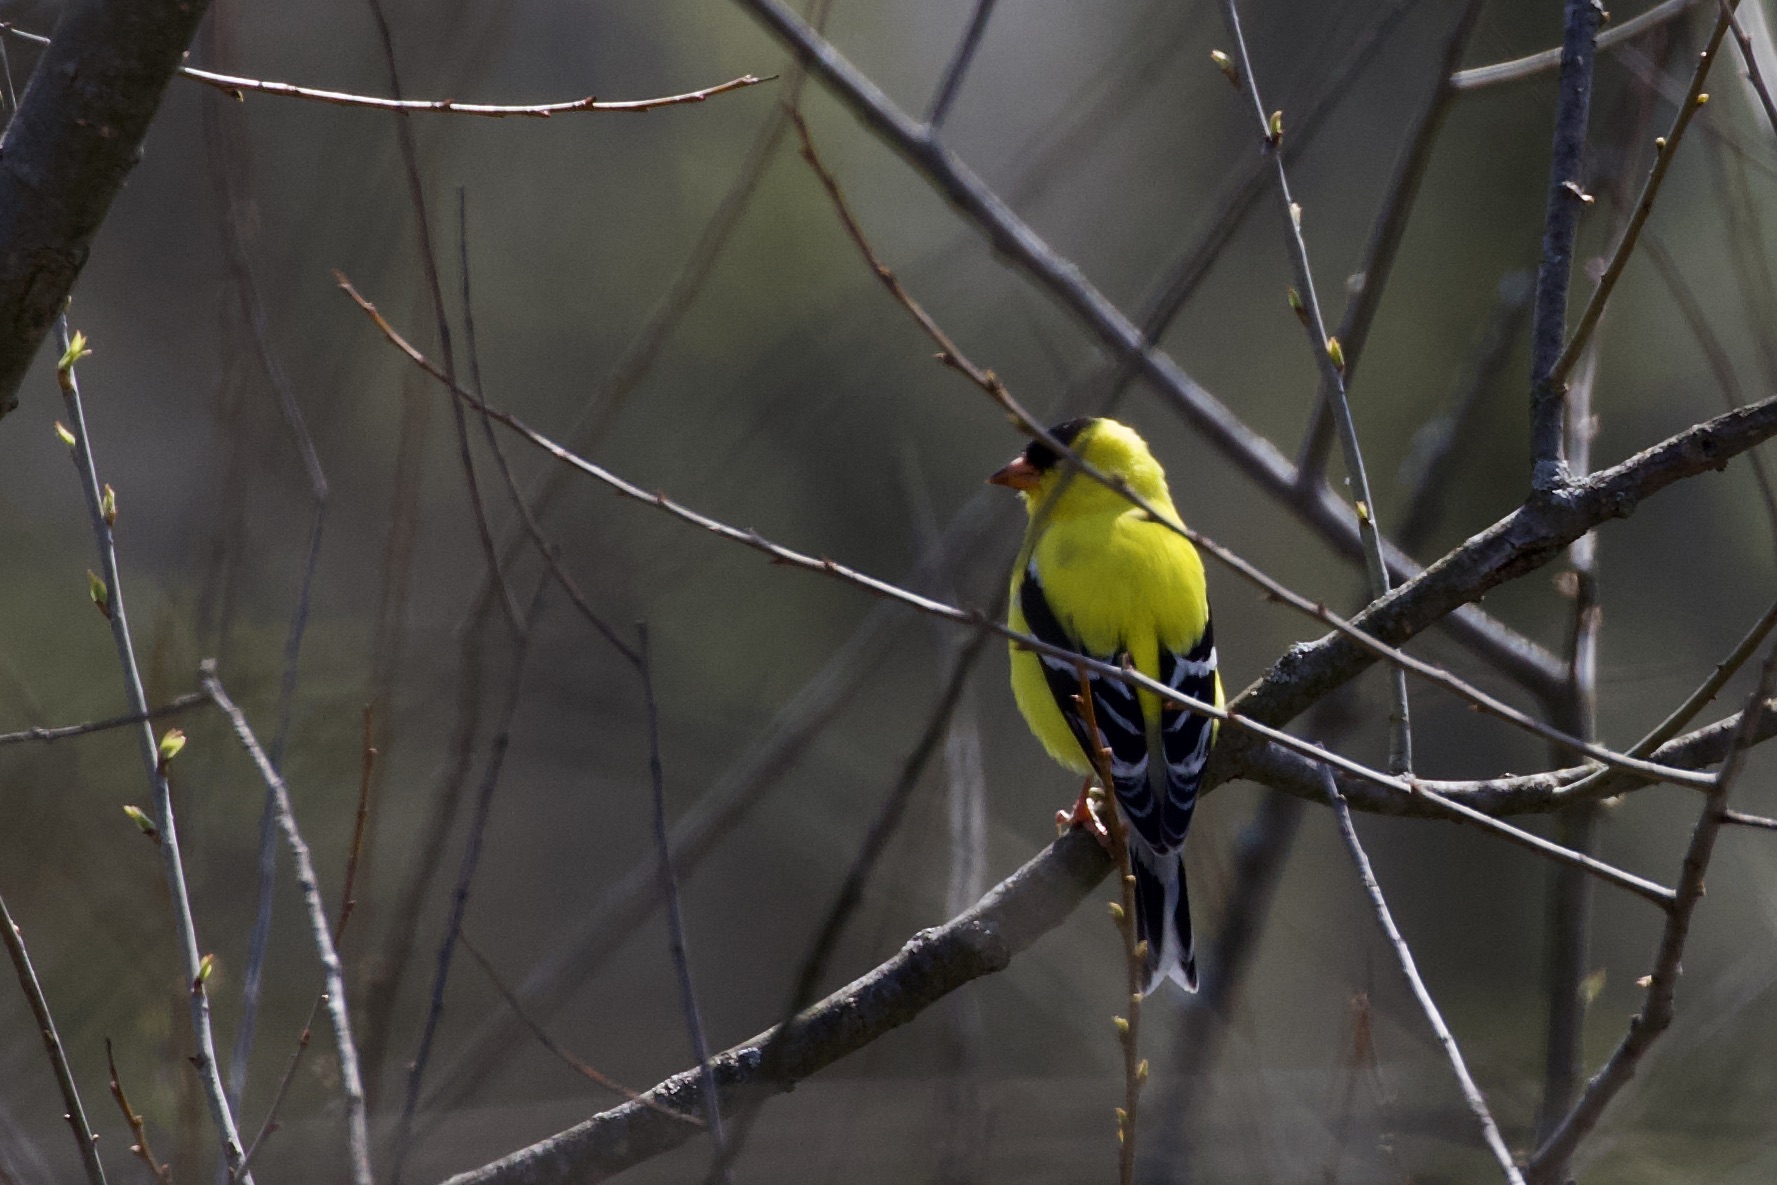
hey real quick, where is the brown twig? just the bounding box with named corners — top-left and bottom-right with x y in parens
top-left (105, 1039), bottom-right (166, 1185)
top-left (1719, 0), bottom-right (1777, 136)
top-left (1072, 670), bottom-right (1142, 1185)
top-left (1, 892), bottom-right (108, 1185)
top-left (456, 931), bottom-right (701, 1124)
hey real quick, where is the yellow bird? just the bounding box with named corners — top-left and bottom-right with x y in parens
top-left (989, 417), bottom-right (1220, 993)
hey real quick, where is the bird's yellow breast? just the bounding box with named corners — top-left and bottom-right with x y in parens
top-left (1008, 507), bottom-right (1211, 773)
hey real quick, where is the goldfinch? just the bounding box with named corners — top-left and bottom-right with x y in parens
top-left (989, 417), bottom-right (1220, 993)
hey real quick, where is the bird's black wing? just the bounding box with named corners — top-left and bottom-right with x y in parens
top-left (1153, 621), bottom-right (1217, 852)
top-left (1017, 558), bottom-right (1152, 802)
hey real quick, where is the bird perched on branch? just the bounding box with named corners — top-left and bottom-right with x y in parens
top-left (989, 417), bottom-right (1219, 993)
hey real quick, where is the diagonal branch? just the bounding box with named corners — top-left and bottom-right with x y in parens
top-left (1326, 772), bottom-right (1524, 1184)
top-left (0, 0), bottom-right (217, 416)
top-left (436, 827), bottom-right (1117, 1185)
top-left (200, 665), bottom-right (372, 1185)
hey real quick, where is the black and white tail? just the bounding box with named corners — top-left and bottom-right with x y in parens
top-left (1128, 838), bottom-right (1195, 993)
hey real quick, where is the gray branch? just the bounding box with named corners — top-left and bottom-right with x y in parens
top-left (0, 0), bottom-right (216, 416)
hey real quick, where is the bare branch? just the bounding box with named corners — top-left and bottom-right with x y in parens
top-left (1, 892), bottom-right (108, 1185)
top-left (201, 665), bottom-right (372, 1185)
top-left (1529, 0), bottom-right (1606, 491)
top-left (54, 322), bottom-right (253, 1179)
top-left (1452, 0), bottom-right (1705, 91)
top-left (0, 25), bottom-right (768, 118)
top-left (0, 692), bottom-right (206, 747)
top-left (1326, 772), bottom-right (1524, 1185)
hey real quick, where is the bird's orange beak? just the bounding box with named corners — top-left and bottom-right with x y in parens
top-left (987, 454), bottom-right (1042, 491)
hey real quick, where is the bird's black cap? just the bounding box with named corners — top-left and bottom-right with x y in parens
top-left (1022, 418), bottom-right (1095, 472)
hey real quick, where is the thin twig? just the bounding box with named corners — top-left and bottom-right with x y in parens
top-left (638, 624), bottom-right (730, 1179)
top-left (0, 24), bottom-right (767, 116)
top-left (1220, 0), bottom-right (1412, 771)
top-left (1070, 669), bottom-right (1143, 1185)
top-left (0, 692), bottom-right (205, 746)
top-left (1, 891), bottom-right (108, 1185)
top-left (387, 575), bottom-right (550, 1185)
top-left (1296, 0), bottom-right (1485, 485)
top-left (701, 630), bottom-right (992, 1181)
top-left (1395, 271), bottom-right (1536, 554)
top-left (1451, 0), bottom-right (1705, 90)
top-left (104, 1040), bottom-right (166, 1185)
top-left (54, 320), bottom-right (253, 1181)
top-left (1325, 770), bottom-right (1525, 1184)
top-left (232, 705), bottom-right (377, 1181)
top-left (1560, 591), bottom-right (1777, 803)
top-left (925, 0), bottom-right (999, 127)
top-left (1641, 228), bottom-right (1777, 542)
top-left (456, 190), bottom-right (639, 666)
top-left (202, 664), bottom-right (372, 1185)
top-left (1530, 0), bottom-right (1607, 491)
top-left (457, 931), bottom-right (702, 1124)
top-left (1724, 809), bottom-right (1777, 829)
top-left (1549, 3), bottom-right (1737, 392)
top-left (1528, 646), bottom-right (1777, 1182)
top-left (1721, 0), bottom-right (1777, 136)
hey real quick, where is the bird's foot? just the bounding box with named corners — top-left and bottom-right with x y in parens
top-left (1055, 782), bottom-right (1113, 850)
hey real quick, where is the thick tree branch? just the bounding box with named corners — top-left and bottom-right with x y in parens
top-left (437, 828), bottom-right (1115, 1185)
top-left (0, 0), bottom-right (215, 417)
top-left (1218, 392), bottom-right (1777, 747)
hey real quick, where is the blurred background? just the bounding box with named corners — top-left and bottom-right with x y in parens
top-left (1, 0), bottom-right (1775, 1181)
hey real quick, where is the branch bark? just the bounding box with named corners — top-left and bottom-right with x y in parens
top-left (0, 0), bottom-right (216, 417)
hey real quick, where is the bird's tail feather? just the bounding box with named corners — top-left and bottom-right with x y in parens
top-left (1129, 843), bottom-right (1195, 993)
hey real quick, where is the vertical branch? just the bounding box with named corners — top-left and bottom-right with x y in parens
top-left (0, 891), bottom-right (108, 1185)
top-left (1069, 670), bottom-right (1143, 1185)
top-left (53, 322), bottom-right (254, 1181)
top-left (1529, 0), bottom-right (1605, 491)
top-left (387, 575), bottom-right (549, 1185)
top-left (1219, 0), bottom-right (1412, 772)
top-left (1296, 0), bottom-right (1486, 483)
top-left (1325, 771), bottom-right (1525, 1185)
top-left (638, 624), bottom-right (731, 1179)
top-left (104, 1041), bottom-right (168, 1185)
top-left (1538, 340), bottom-right (1603, 1143)
top-left (201, 666), bottom-right (373, 1185)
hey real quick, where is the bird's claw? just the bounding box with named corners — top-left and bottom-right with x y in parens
top-left (1055, 783), bottom-right (1113, 850)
